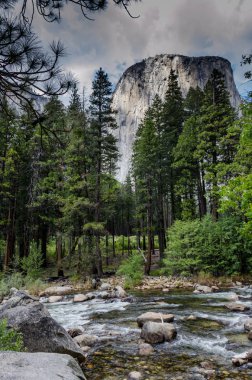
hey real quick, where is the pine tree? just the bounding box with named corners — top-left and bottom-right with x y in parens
top-left (161, 69), bottom-right (184, 223)
top-left (89, 68), bottom-right (118, 276)
top-left (173, 87), bottom-right (207, 219)
top-left (196, 69), bottom-right (236, 220)
top-left (133, 110), bottom-right (159, 274)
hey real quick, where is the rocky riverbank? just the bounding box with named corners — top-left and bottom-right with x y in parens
top-left (2, 278), bottom-right (252, 379)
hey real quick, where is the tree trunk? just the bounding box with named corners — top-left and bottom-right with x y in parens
top-left (4, 199), bottom-right (16, 270)
top-left (56, 232), bottom-right (64, 277)
top-left (41, 223), bottom-right (48, 267)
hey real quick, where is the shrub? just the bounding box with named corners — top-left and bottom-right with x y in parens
top-left (163, 215), bottom-right (251, 277)
top-left (21, 242), bottom-right (43, 279)
top-left (162, 219), bottom-right (203, 277)
top-left (0, 319), bottom-right (25, 351)
top-left (117, 253), bottom-right (144, 288)
top-left (0, 272), bottom-right (24, 299)
top-left (23, 277), bottom-right (46, 296)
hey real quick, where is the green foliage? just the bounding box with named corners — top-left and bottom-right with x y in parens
top-left (0, 319), bottom-right (25, 351)
top-left (117, 253), bottom-right (144, 288)
top-left (163, 215), bottom-right (251, 277)
top-left (220, 174), bottom-right (252, 236)
top-left (21, 243), bottom-right (43, 279)
top-left (163, 219), bottom-right (203, 276)
top-left (0, 272), bottom-right (24, 298)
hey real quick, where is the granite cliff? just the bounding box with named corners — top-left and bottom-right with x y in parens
top-left (112, 54), bottom-right (241, 182)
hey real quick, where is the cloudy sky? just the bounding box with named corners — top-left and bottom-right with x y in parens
top-left (33, 0), bottom-right (252, 99)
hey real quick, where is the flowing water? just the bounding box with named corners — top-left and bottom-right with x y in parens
top-left (46, 286), bottom-right (252, 380)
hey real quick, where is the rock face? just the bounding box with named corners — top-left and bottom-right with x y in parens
top-left (0, 291), bottom-right (84, 362)
top-left (112, 54), bottom-right (241, 182)
top-left (0, 352), bottom-right (85, 380)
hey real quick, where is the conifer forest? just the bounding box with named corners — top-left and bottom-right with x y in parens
top-left (1, 1), bottom-right (252, 379)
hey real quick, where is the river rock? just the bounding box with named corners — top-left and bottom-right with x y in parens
top-left (187, 315), bottom-right (197, 321)
top-left (232, 350), bottom-right (252, 366)
top-left (0, 352), bottom-right (85, 380)
top-left (194, 285), bottom-right (213, 294)
top-left (245, 318), bottom-right (252, 332)
top-left (67, 327), bottom-right (84, 338)
top-left (73, 294), bottom-right (89, 302)
top-left (139, 342), bottom-right (154, 356)
top-left (74, 334), bottom-right (98, 347)
top-left (128, 371), bottom-right (142, 380)
top-left (100, 282), bottom-right (111, 291)
top-left (211, 286), bottom-right (219, 292)
top-left (114, 285), bottom-right (127, 298)
top-left (97, 291), bottom-right (110, 299)
top-left (40, 285), bottom-right (73, 297)
top-left (225, 302), bottom-right (250, 312)
top-left (140, 321), bottom-right (177, 344)
top-left (48, 295), bottom-right (63, 303)
top-left (0, 291), bottom-right (84, 362)
top-left (137, 311), bottom-right (174, 327)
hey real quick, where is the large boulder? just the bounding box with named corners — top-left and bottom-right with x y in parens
top-left (225, 302), bottom-right (250, 312)
top-left (0, 291), bottom-right (84, 362)
top-left (137, 312), bottom-right (174, 328)
top-left (40, 285), bottom-right (73, 297)
top-left (0, 352), bottom-right (85, 380)
top-left (140, 321), bottom-right (177, 344)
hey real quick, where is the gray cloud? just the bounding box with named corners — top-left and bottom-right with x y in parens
top-left (31, 0), bottom-right (252, 100)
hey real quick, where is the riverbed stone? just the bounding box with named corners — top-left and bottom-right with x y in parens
top-left (0, 290), bottom-right (84, 362)
top-left (194, 285), bottom-right (213, 294)
top-left (211, 285), bottom-right (219, 292)
top-left (139, 342), bottom-right (154, 355)
top-left (137, 311), bottom-right (175, 327)
top-left (48, 295), bottom-right (63, 303)
top-left (244, 318), bottom-right (252, 331)
top-left (225, 302), bottom-right (250, 312)
top-left (140, 321), bottom-right (177, 344)
top-left (73, 294), bottom-right (89, 302)
top-left (74, 333), bottom-right (98, 347)
top-left (187, 315), bottom-right (197, 321)
top-left (0, 352), bottom-right (85, 380)
top-left (67, 327), bottom-right (84, 338)
top-left (100, 282), bottom-right (111, 291)
top-left (114, 285), bottom-right (127, 298)
top-left (128, 371), bottom-right (142, 380)
top-left (40, 285), bottom-right (73, 297)
top-left (232, 350), bottom-right (252, 366)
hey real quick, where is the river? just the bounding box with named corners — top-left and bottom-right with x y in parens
top-left (46, 286), bottom-right (252, 379)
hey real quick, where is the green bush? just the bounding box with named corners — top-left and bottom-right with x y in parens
top-left (21, 242), bottom-right (43, 279)
top-left (0, 319), bottom-right (25, 351)
top-left (117, 253), bottom-right (144, 288)
top-left (163, 219), bottom-right (203, 277)
top-left (0, 272), bottom-right (24, 299)
top-left (163, 215), bottom-right (252, 277)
